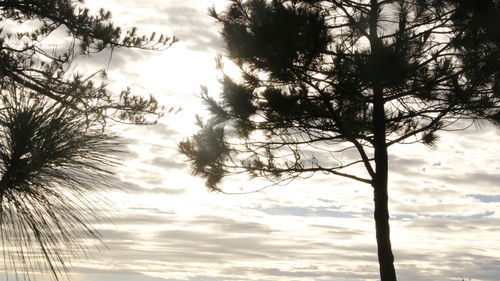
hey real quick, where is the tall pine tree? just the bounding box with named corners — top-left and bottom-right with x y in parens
top-left (180, 1), bottom-right (500, 280)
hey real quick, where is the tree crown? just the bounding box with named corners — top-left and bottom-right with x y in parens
top-left (181, 0), bottom-right (500, 190)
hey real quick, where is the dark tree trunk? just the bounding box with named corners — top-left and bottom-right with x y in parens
top-left (368, 0), bottom-right (397, 279)
top-left (372, 151), bottom-right (397, 281)
top-left (372, 88), bottom-right (397, 281)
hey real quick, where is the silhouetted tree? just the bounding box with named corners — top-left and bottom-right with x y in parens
top-left (179, 1), bottom-right (500, 280)
top-left (0, 0), bottom-right (175, 279)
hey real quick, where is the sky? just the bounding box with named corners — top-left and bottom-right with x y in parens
top-left (1, 1), bottom-right (500, 281)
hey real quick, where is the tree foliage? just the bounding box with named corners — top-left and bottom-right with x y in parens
top-left (180, 0), bottom-right (500, 280)
top-left (0, 0), bottom-right (174, 279)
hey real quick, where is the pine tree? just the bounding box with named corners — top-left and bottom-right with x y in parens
top-left (0, 0), bottom-right (175, 279)
top-left (180, 1), bottom-right (500, 280)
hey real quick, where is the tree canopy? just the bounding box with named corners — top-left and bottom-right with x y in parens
top-left (180, 1), bottom-right (500, 280)
top-left (0, 0), bottom-right (174, 279)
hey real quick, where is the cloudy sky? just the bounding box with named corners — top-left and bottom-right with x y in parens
top-left (2, 0), bottom-right (500, 281)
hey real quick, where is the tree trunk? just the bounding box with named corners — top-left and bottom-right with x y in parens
top-left (368, 0), bottom-right (397, 279)
top-left (372, 87), bottom-right (397, 281)
top-left (372, 151), bottom-right (397, 281)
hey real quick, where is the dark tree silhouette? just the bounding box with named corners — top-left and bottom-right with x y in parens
top-left (0, 0), bottom-right (175, 279)
top-left (179, 1), bottom-right (500, 280)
